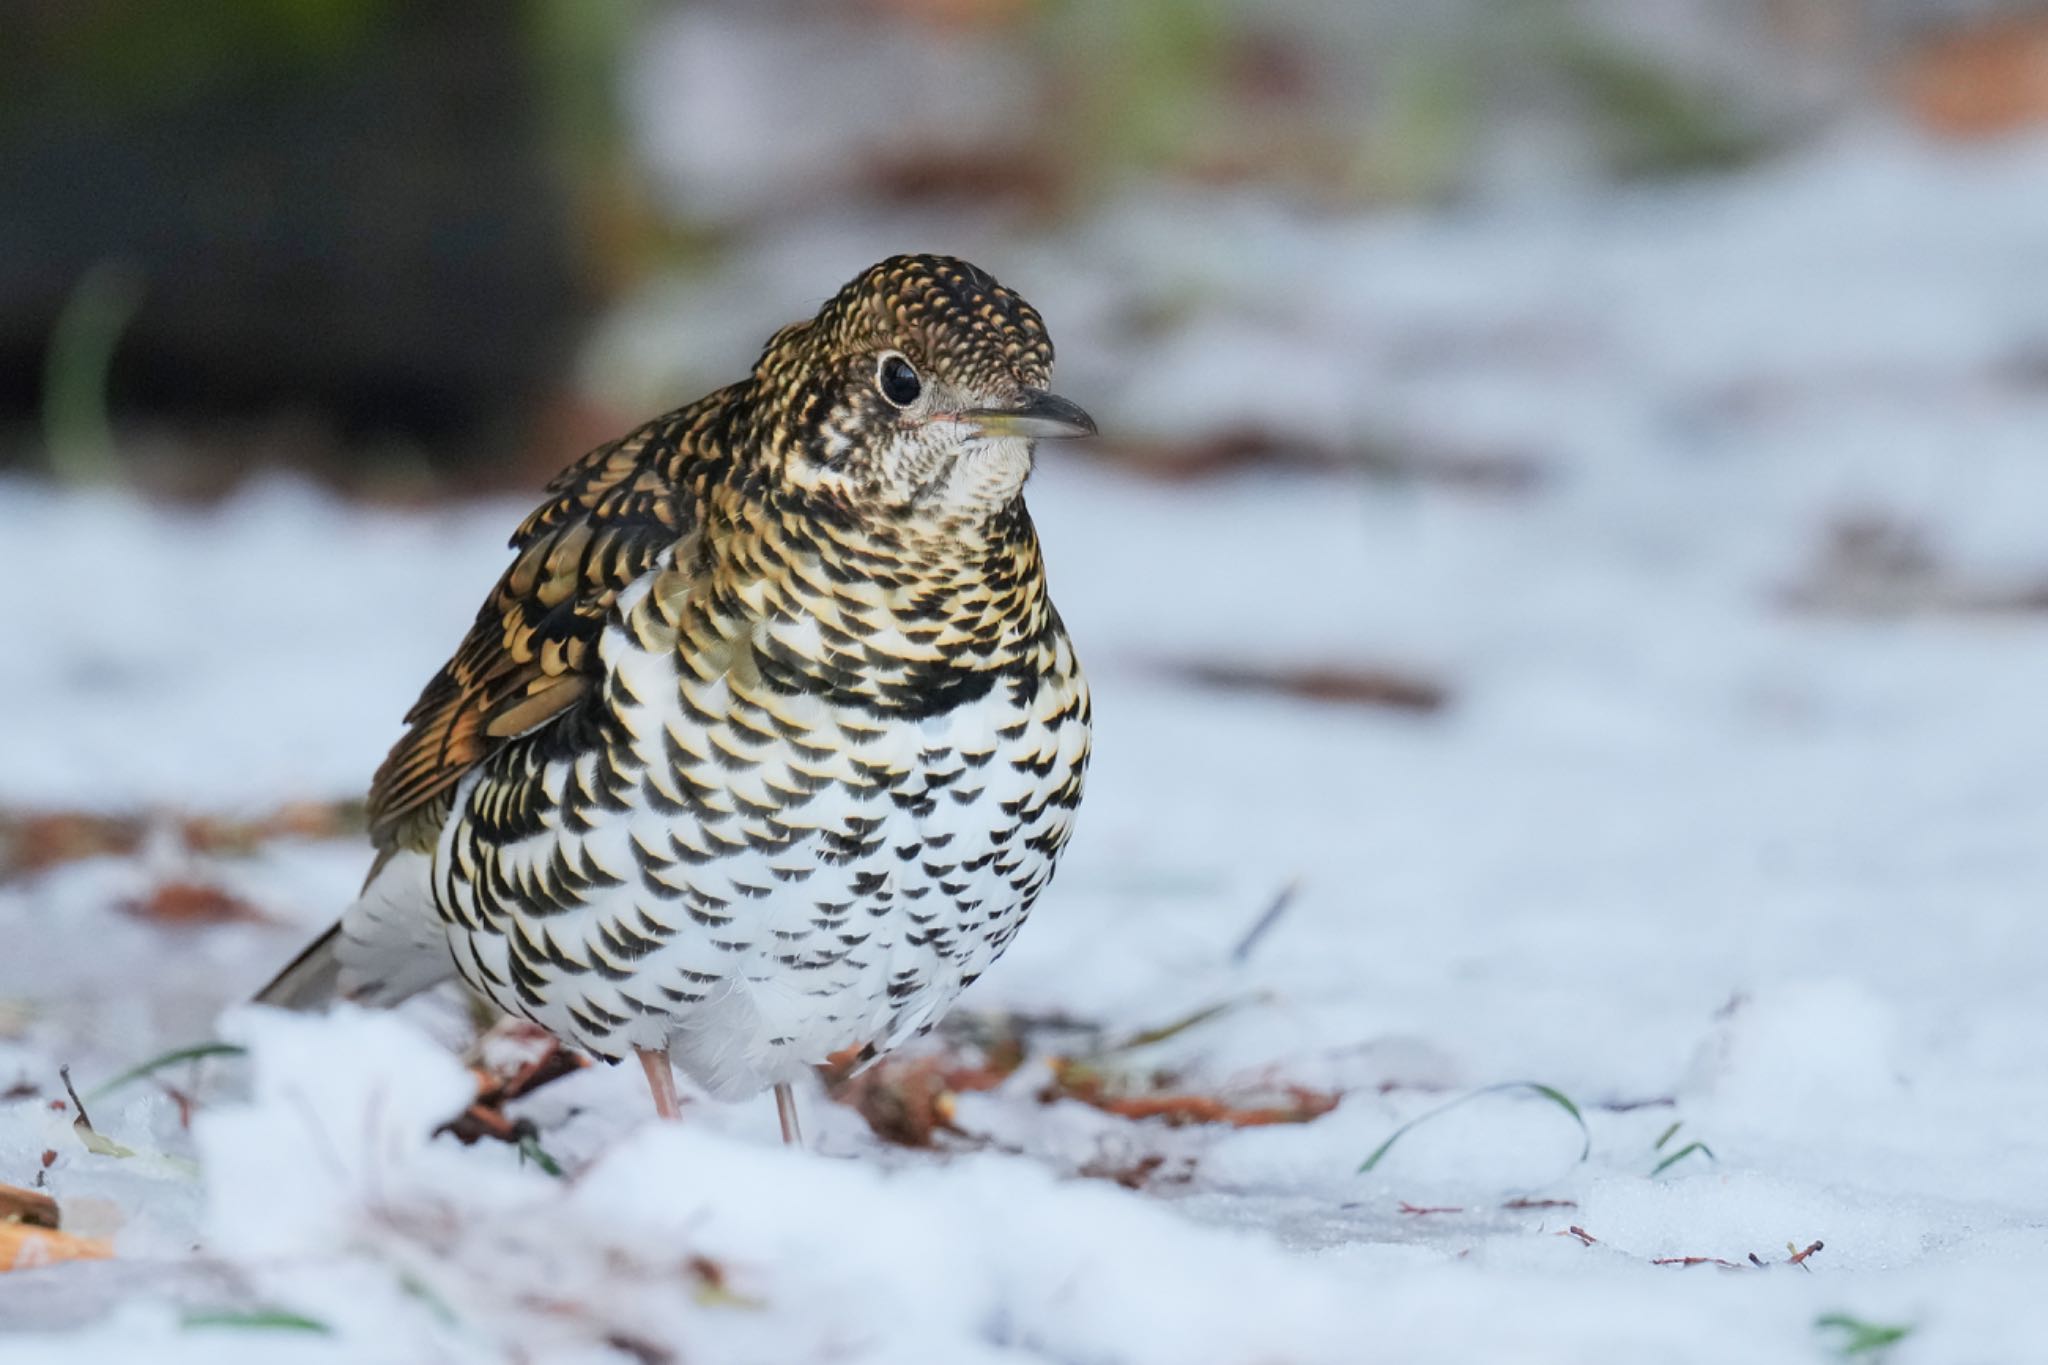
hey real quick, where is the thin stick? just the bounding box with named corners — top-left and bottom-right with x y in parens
top-left (57, 1067), bottom-right (96, 1132)
top-left (638, 1048), bottom-right (681, 1121)
top-left (1230, 879), bottom-right (1301, 965)
top-left (774, 1082), bottom-right (804, 1147)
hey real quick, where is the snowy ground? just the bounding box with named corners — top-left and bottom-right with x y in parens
top-left (3, 125), bottom-right (2047, 1361)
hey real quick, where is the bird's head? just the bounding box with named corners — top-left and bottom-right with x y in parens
top-left (749, 254), bottom-right (1094, 528)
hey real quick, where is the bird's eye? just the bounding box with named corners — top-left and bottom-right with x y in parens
top-left (876, 352), bottom-right (923, 408)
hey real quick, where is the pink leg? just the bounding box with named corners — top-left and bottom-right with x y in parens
top-left (638, 1047), bottom-right (681, 1120)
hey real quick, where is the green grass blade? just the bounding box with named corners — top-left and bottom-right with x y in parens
top-left (518, 1132), bottom-right (565, 1177)
top-left (1815, 1313), bottom-right (1913, 1356)
top-left (1650, 1140), bottom-right (1716, 1176)
top-left (400, 1272), bottom-right (461, 1327)
top-left (88, 1041), bottom-right (247, 1103)
top-left (1520, 1084), bottom-right (1588, 1141)
top-left (182, 1308), bottom-right (331, 1334)
top-left (1359, 1080), bottom-right (1591, 1174)
top-left (42, 261), bottom-right (144, 484)
top-left (1108, 998), bottom-right (1244, 1053)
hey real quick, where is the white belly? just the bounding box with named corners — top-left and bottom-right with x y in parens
top-left (432, 626), bottom-right (1089, 1099)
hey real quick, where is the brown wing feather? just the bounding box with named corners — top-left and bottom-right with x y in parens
top-left (366, 410), bottom-right (705, 850)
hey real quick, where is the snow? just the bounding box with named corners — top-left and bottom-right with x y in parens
top-left (5, 124), bottom-right (2048, 1359)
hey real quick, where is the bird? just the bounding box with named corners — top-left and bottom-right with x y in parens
top-left (255, 254), bottom-right (1094, 1146)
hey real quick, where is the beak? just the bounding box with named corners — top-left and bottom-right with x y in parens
top-left (958, 389), bottom-right (1097, 440)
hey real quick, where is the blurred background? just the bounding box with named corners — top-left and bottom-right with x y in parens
top-left (5, 0), bottom-right (2048, 1329)
top-left (7, 0), bottom-right (2044, 493)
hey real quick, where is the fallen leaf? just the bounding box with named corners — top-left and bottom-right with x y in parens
top-left (825, 1051), bottom-right (1019, 1148)
top-left (1902, 16), bottom-right (2048, 138)
top-left (1075, 1151), bottom-right (1197, 1191)
top-left (0, 800), bottom-right (366, 882)
top-left (0, 1182), bottom-right (60, 1229)
top-left (438, 1039), bottom-right (587, 1149)
top-left (0, 1223), bottom-right (112, 1271)
top-left (121, 881), bottom-right (271, 926)
top-left (1044, 1059), bottom-right (1339, 1128)
top-left (1174, 661), bottom-right (1450, 714)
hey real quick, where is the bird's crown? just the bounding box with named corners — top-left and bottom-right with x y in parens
top-left (779, 253), bottom-right (1054, 392)
top-left (739, 255), bottom-right (1089, 525)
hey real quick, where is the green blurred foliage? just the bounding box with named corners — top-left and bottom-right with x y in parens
top-left (1051, 0), bottom-right (1233, 178)
top-left (1549, 22), bottom-right (1764, 178)
top-left (1037, 0), bottom-right (1764, 204)
top-left (11, 0), bottom-right (395, 109)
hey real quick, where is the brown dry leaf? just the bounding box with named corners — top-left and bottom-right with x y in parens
top-left (1903, 16), bottom-right (2048, 138)
top-left (1089, 430), bottom-right (1545, 495)
top-left (1778, 513), bottom-right (2048, 617)
top-left (121, 881), bottom-right (272, 926)
top-left (863, 147), bottom-right (1064, 208)
top-left (1075, 1151), bottom-right (1197, 1191)
top-left (0, 1182), bottom-right (60, 1230)
top-left (179, 800), bottom-right (365, 855)
top-left (1175, 661), bottom-right (1449, 714)
top-left (440, 1039), bottom-right (588, 1148)
top-left (0, 800), bottom-right (366, 882)
top-left (824, 1050), bottom-right (1022, 1148)
top-left (0, 1223), bottom-right (112, 1272)
top-left (0, 812), bottom-right (144, 879)
top-left (1044, 1059), bottom-right (1339, 1128)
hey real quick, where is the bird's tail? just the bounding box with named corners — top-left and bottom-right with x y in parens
top-left (251, 847), bottom-right (455, 1010)
top-left (253, 924), bottom-right (348, 1010)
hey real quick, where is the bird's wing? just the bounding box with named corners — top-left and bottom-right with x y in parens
top-left (367, 412), bottom-right (701, 852)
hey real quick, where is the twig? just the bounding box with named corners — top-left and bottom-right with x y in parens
top-left (57, 1068), bottom-right (94, 1133)
top-left (439, 1043), bottom-right (586, 1147)
top-left (1230, 880), bottom-right (1301, 965)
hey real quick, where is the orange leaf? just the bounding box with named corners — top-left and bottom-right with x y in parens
top-left (0, 1224), bottom-right (112, 1272)
top-left (1903, 17), bottom-right (2048, 138)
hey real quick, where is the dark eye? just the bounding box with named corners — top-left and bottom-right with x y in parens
top-left (876, 352), bottom-right (922, 408)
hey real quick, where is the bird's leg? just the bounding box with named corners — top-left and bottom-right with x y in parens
top-left (637, 1047), bottom-right (681, 1120)
top-left (774, 1081), bottom-right (804, 1148)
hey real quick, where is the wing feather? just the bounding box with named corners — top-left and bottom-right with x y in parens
top-left (366, 409), bottom-right (708, 849)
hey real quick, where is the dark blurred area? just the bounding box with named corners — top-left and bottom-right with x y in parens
top-left (2, 0), bottom-right (2044, 491)
top-left (0, 0), bottom-right (617, 485)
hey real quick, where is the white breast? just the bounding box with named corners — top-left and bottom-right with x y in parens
top-left (433, 604), bottom-right (1089, 1100)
